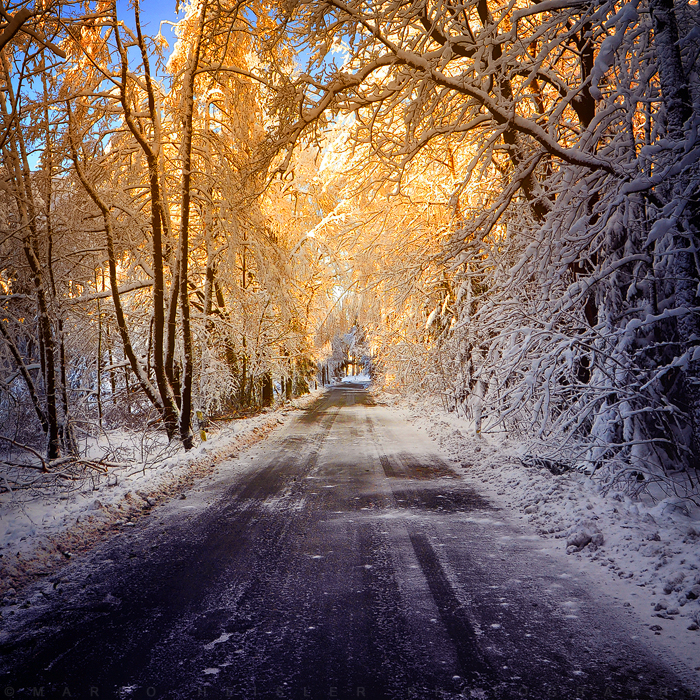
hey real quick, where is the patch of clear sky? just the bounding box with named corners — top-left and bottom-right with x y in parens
top-left (116, 0), bottom-right (184, 68)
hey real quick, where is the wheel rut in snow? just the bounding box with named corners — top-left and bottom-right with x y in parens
top-left (408, 532), bottom-right (490, 682)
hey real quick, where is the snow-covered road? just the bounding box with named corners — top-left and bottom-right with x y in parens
top-left (1, 384), bottom-right (698, 699)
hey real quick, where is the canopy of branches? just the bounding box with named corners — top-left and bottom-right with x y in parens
top-left (1, 0), bottom-right (698, 493)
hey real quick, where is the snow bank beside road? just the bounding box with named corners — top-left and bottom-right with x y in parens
top-left (0, 394), bottom-right (319, 602)
top-left (379, 391), bottom-right (700, 673)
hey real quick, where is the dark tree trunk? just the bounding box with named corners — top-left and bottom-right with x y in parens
top-left (176, 7), bottom-right (206, 449)
top-left (262, 373), bottom-right (273, 407)
top-left (23, 237), bottom-right (60, 458)
top-left (114, 6), bottom-right (180, 440)
top-left (240, 353), bottom-right (248, 407)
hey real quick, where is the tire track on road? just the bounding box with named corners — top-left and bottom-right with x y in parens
top-left (364, 411), bottom-right (492, 687)
top-left (408, 533), bottom-right (490, 683)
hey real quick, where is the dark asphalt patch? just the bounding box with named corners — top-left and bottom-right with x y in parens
top-left (392, 487), bottom-right (493, 513)
top-left (379, 454), bottom-right (398, 479)
top-left (397, 454), bottom-right (460, 480)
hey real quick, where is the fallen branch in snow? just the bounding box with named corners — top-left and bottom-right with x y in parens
top-left (0, 437), bottom-right (48, 471)
top-left (0, 442), bottom-right (132, 476)
top-left (519, 454), bottom-right (573, 476)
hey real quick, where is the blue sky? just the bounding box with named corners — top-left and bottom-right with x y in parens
top-left (21, 3), bottom-right (183, 167)
top-left (117, 0), bottom-right (184, 56)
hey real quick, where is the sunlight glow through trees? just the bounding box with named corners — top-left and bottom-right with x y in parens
top-left (0, 0), bottom-right (698, 498)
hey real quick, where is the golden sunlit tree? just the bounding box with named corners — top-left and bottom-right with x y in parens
top-left (259, 0), bottom-right (700, 488)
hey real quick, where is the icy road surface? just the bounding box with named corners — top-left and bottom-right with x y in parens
top-left (1, 384), bottom-right (699, 700)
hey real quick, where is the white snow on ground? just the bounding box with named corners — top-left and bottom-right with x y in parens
top-left (3, 382), bottom-right (699, 676)
top-left (377, 391), bottom-right (700, 675)
top-left (340, 373), bottom-right (371, 383)
top-left (0, 393), bottom-right (320, 601)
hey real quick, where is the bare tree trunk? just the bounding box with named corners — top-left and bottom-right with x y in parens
top-left (96, 270), bottom-right (104, 429)
top-left (0, 55), bottom-right (62, 458)
top-left (0, 87), bottom-right (61, 457)
top-left (174, 2), bottom-right (208, 449)
top-left (0, 321), bottom-right (48, 433)
top-left (649, 0), bottom-right (692, 139)
top-left (112, 4), bottom-right (180, 439)
top-left (23, 237), bottom-right (60, 458)
top-left (204, 261), bottom-right (215, 332)
top-left (203, 115), bottom-right (216, 335)
top-left (240, 344), bottom-right (248, 407)
top-left (69, 109), bottom-right (164, 417)
top-left (262, 373), bottom-right (273, 407)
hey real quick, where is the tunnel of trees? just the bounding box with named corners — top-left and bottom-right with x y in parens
top-left (0, 0), bottom-right (698, 497)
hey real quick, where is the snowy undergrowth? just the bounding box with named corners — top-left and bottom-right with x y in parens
top-left (0, 393), bottom-right (319, 601)
top-left (378, 391), bottom-right (700, 646)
